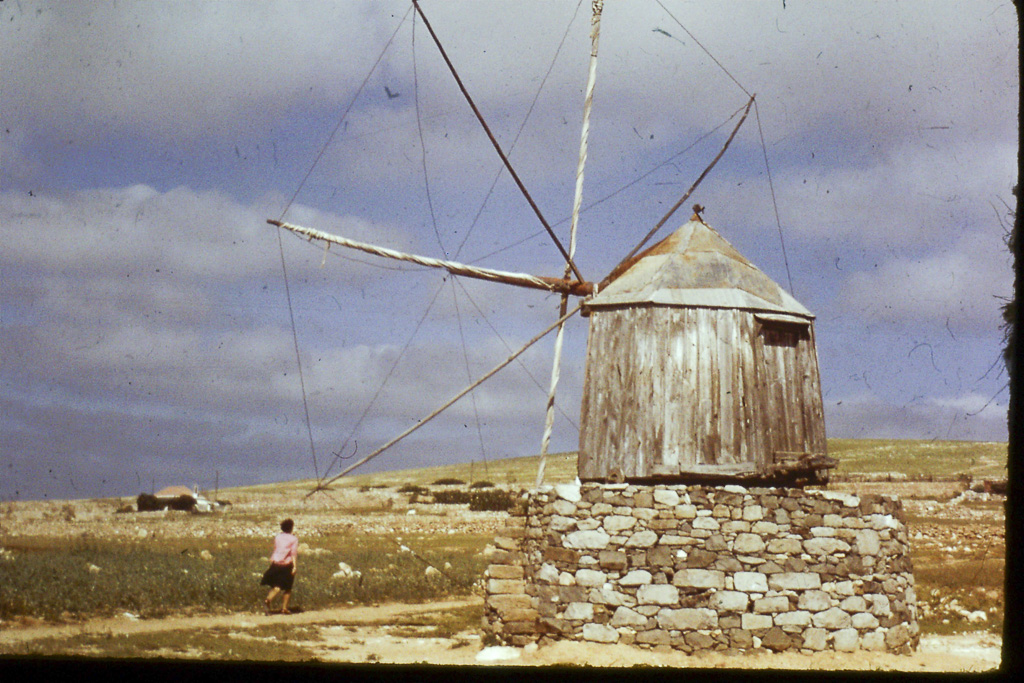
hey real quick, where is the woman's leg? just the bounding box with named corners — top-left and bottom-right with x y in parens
top-left (265, 586), bottom-right (280, 610)
top-left (281, 591), bottom-right (291, 614)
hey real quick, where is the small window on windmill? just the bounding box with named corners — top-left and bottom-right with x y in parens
top-left (755, 313), bottom-right (810, 348)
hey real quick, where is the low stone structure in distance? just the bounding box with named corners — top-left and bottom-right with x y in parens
top-left (484, 483), bottom-right (919, 654)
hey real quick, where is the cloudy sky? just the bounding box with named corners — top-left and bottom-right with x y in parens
top-left (1, 1), bottom-right (1016, 501)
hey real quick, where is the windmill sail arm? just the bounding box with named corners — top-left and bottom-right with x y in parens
top-left (310, 299), bottom-right (586, 491)
top-left (600, 95), bottom-right (756, 290)
top-left (269, 219), bottom-right (593, 296)
top-left (411, 0), bottom-right (586, 285)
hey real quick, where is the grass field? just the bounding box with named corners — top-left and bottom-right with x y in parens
top-left (237, 438), bottom-right (1007, 497)
top-left (827, 439), bottom-right (1007, 478)
top-left (0, 533), bottom-right (490, 622)
top-left (0, 438), bottom-right (1007, 659)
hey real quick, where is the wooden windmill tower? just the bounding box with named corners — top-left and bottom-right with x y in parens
top-left (272, 1), bottom-right (835, 491)
top-left (578, 213), bottom-right (832, 485)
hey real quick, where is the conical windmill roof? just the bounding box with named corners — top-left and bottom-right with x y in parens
top-left (587, 219), bottom-right (813, 318)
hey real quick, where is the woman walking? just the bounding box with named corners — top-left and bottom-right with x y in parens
top-left (260, 518), bottom-right (298, 614)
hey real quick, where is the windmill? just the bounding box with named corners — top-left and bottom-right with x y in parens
top-left (271, 0), bottom-right (836, 493)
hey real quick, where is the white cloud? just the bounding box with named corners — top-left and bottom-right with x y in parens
top-left (837, 229), bottom-right (1012, 331)
top-left (825, 391), bottom-right (1007, 442)
top-left (4, 1), bottom-right (1014, 180)
top-left (703, 136), bottom-right (1018, 250)
top-left (1, 185), bottom-right (412, 283)
top-left (0, 1), bottom-right (409, 139)
top-left (1, 182), bottom-right (582, 455)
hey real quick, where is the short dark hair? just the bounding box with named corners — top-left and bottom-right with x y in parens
top-left (281, 518), bottom-right (294, 533)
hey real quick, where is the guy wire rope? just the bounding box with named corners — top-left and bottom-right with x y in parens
top-left (274, 227), bottom-right (320, 479)
top-left (755, 99), bottom-right (796, 295)
top-left (412, 0), bottom-right (586, 285)
top-left (452, 0), bottom-right (586, 262)
top-left (654, 0), bottom-right (795, 296)
top-left (319, 280), bottom-right (448, 483)
top-left (274, 6), bottom-right (412, 486)
top-left (318, 2), bottom-right (586, 482)
top-left (311, 301), bottom-right (585, 494)
top-left (473, 103), bottom-right (750, 265)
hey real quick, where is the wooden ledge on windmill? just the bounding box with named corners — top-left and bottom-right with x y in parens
top-left (768, 453), bottom-right (839, 473)
top-left (680, 463), bottom-right (759, 476)
top-left (754, 312), bottom-right (813, 327)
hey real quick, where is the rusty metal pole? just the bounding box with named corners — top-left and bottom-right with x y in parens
top-left (536, 0), bottom-right (603, 488)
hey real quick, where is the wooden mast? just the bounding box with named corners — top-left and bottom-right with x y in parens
top-left (269, 219), bottom-right (593, 297)
top-left (535, 0), bottom-right (603, 487)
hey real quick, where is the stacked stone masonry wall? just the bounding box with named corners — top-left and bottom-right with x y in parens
top-left (484, 483), bottom-right (919, 654)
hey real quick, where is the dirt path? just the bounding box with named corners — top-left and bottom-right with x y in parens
top-left (0, 598), bottom-right (1001, 671)
top-left (0, 598), bottom-right (479, 645)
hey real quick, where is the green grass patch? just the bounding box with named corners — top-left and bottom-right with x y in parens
top-left (1, 626), bottom-right (320, 660)
top-left (0, 533), bottom-right (489, 622)
top-left (914, 555), bottom-right (1004, 590)
top-left (829, 439), bottom-right (1007, 478)
top-left (910, 519), bottom-right (1004, 636)
top-left (386, 603), bottom-right (482, 639)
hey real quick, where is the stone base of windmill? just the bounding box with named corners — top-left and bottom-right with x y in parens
top-left (483, 483), bottom-right (919, 655)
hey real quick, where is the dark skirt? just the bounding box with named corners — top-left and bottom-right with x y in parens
top-left (260, 562), bottom-right (295, 591)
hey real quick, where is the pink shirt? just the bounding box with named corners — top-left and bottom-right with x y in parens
top-left (270, 532), bottom-right (298, 565)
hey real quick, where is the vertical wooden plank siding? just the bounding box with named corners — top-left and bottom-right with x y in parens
top-left (579, 305), bottom-right (825, 480)
top-left (606, 311), bottom-right (629, 477)
top-left (618, 312), bottom-right (634, 476)
top-left (718, 309), bottom-right (737, 464)
top-left (806, 325), bottom-right (827, 454)
top-left (752, 321), bottom-right (827, 461)
top-left (740, 313), bottom-right (761, 468)
top-left (672, 309), bottom-right (696, 471)
top-left (783, 336), bottom-right (797, 453)
top-left (660, 316), bottom-right (681, 471)
top-left (762, 327), bottom-right (790, 457)
top-left (706, 310), bottom-right (721, 464)
top-left (577, 314), bottom-right (599, 478)
top-left (639, 307), bottom-right (660, 474)
top-left (779, 335), bottom-right (793, 451)
top-left (693, 311), bottom-right (707, 464)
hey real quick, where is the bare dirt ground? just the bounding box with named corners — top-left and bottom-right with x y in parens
top-left (0, 480), bottom-right (1005, 671)
top-left (0, 598), bottom-right (1002, 671)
